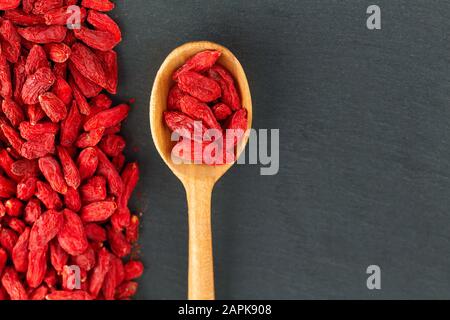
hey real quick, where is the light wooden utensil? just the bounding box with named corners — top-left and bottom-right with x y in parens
top-left (150, 41), bottom-right (252, 300)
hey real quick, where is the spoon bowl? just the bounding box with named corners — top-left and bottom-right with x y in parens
top-left (150, 41), bottom-right (252, 300)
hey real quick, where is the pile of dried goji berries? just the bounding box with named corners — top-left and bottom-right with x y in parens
top-left (0, 0), bottom-right (143, 300)
top-left (164, 50), bottom-right (248, 165)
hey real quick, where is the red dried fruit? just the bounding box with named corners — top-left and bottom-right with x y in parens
top-left (49, 240), bottom-right (68, 274)
top-left (63, 187), bottom-right (81, 212)
top-left (44, 6), bottom-right (86, 26)
top-left (208, 64), bottom-right (241, 111)
top-left (26, 245), bottom-right (47, 288)
top-left (38, 156), bottom-right (68, 194)
top-left (35, 181), bottom-right (62, 210)
top-left (32, 0), bottom-right (64, 15)
top-left (0, 228), bottom-right (18, 253)
top-left (12, 228), bottom-right (30, 273)
top-left (70, 43), bottom-right (107, 89)
top-left (1, 267), bottom-right (28, 300)
top-left (57, 209), bottom-right (88, 256)
top-left (38, 92), bottom-right (68, 123)
top-left (0, 55), bottom-right (13, 99)
top-left (17, 177), bottom-right (37, 201)
top-left (60, 101), bottom-right (82, 146)
top-left (89, 247), bottom-right (111, 297)
top-left (80, 200), bottom-right (117, 222)
top-left (126, 215), bottom-right (140, 244)
top-left (0, 248), bottom-right (7, 275)
top-left (0, 2), bottom-right (141, 300)
top-left (26, 45), bottom-right (50, 76)
top-left (0, 0), bottom-right (20, 10)
top-left (24, 198), bottom-right (41, 224)
top-left (95, 50), bottom-right (118, 94)
top-left (52, 76), bottom-right (72, 105)
top-left (29, 209), bottom-right (63, 250)
top-left (0, 175), bottom-right (17, 198)
top-left (74, 27), bottom-right (120, 52)
top-left (3, 9), bottom-right (45, 26)
top-left (57, 146), bottom-right (80, 189)
top-left (5, 198), bottom-right (23, 217)
top-left (163, 111), bottom-right (209, 142)
top-left (87, 10), bottom-right (121, 42)
top-left (84, 104), bottom-right (130, 131)
top-left (85, 223), bottom-right (106, 242)
top-left (21, 133), bottom-right (56, 160)
top-left (18, 25), bottom-right (67, 44)
top-left (107, 227), bottom-right (131, 258)
top-left (30, 285), bottom-right (48, 300)
top-left (19, 121), bottom-right (59, 141)
top-left (0, 19), bottom-right (21, 63)
top-left (99, 134), bottom-right (126, 157)
top-left (124, 261), bottom-right (144, 281)
top-left (81, 176), bottom-right (107, 203)
top-left (68, 61), bottom-right (102, 98)
top-left (46, 290), bottom-right (93, 300)
top-left (173, 50), bottom-right (221, 79)
top-left (21, 67), bottom-right (56, 105)
top-left (46, 43), bottom-right (71, 63)
top-left (95, 147), bottom-right (123, 196)
top-left (226, 108), bottom-right (248, 146)
top-left (212, 103), bottom-right (232, 121)
top-left (72, 244), bottom-right (96, 271)
top-left (77, 147), bottom-right (98, 180)
top-left (179, 95), bottom-right (222, 130)
top-left (116, 281), bottom-right (138, 299)
top-left (81, 0), bottom-right (115, 12)
top-left (1, 122), bottom-right (24, 153)
top-left (177, 71), bottom-right (221, 102)
top-left (167, 84), bottom-right (186, 111)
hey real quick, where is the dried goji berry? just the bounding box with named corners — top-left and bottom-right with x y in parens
top-left (116, 281), bottom-right (138, 299)
top-left (46, 290), bottom-right (93, 300)
top-left (177, 71), bottom-right (221, 103)
top-left (29, 209), bottom-right (63, 250)
top-left (46, 43), bottom-right (71, 63)
top-left (25, 45), bottom-right (50, 76)
top-left (95, 147), bottom-right (123, 196)
top-left (0, 0), bottom-right (20, 10)
top-left (57, 146), bottom-right (80, 189)
top-left (21, 67), bottom-right (55, 105)
top-left (124, 261), bottom-right (144, 281)
top-left (99, 134), bottom-right (125, 157)
top-left (0, 19), bottom-right (21, 64)
top-left (18, 25), bottom-right (67, 44)
top-left (12, 227), bottom-right (30, 273)
top-left (212, 103), bottom-right (232, 121)
top-left (24, 198), bottom-right (41, 225)
top-left (1, 267), bottom-right (28, 300)
top-left (35, 181), bottom-right (62, 210)
top-left (77, 147), bottom-right (98, 181)
top-left (26, 245), bottom-right (47, 288)
top-left (84, 223), bottom-right (106, 242)
top-left (173, 50), bottom-right (221, 80)
top-left (38, 92), bottom-right (68, 123)
top-left (60, 101), bottom-right (82, 146)
top-left (81, 0), bottom-right (115, 12)
top-left (63, 186), bottom-right (81, 212)
top-left (179, 95), bottom-right (222, 130)
top-left (17, 177), bottom-right (37, 201)
top-left (208, 64), bottom-right (241, 111)
top-left (38, 156), bottom-right (68, 194)
top-left (49, 240), bottom-right (68, 274)
top-left (89, 247), bottom-right (111, 297)
top-left (69, 43), bottom-right (107, 89)
top-left (80, 200), bottom-right (117, 222)
top-left (84, 104), bottom-right (130, 131)
top-left (81, 176), bottom-right (107, 203)
top-left (57, 209), bottom-right (88, 256)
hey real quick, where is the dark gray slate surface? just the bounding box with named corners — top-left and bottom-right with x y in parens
top-left (112, 0), bottom-right (450, 299)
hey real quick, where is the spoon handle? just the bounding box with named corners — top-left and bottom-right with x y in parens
top-left (184, 179), bottom-right (215, 300)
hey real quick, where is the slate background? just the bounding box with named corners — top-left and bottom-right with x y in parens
top-left (112, 0), bottom-right (450, 299)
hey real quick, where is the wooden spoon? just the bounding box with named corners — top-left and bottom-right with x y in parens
top-left (150, 41), bottom-right (252, 300)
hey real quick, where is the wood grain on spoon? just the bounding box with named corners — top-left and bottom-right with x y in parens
top-left (150, 41), bottom-right (252, 300)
